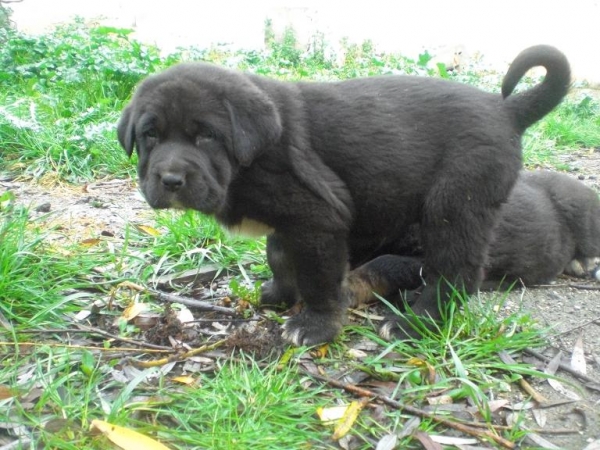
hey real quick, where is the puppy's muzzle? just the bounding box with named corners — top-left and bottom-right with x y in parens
top-left (161, 172), bottom-right (185, 192)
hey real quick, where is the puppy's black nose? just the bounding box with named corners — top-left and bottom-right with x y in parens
top-left (161, 173), bottom-right (184, 192)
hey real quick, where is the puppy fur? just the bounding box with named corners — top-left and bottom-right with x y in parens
top-left (118, 45), bottom-right (571, 345)
top-left (347, 170), bottom-right (600, 311)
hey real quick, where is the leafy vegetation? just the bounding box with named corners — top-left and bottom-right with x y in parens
top-left (1, 20), bottom-right (598, 449)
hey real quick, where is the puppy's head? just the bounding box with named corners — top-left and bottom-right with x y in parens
top-left (117, 63), bottom-right (283, 215)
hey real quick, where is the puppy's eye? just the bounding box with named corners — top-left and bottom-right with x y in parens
top-left (194, 123), bottom-right (217, 146)
top-left (143, 128), bottom-right (158, 139)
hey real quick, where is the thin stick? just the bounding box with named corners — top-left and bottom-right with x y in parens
top-left (497, 351), bottom-right (547, 403)
top-left (152, 290), bottom-right (237, 315)
top-left (132, 338), bottom-right (227, 368)
top-left (15, 327), bottom-right (173, 351)
top-left (568, 283), bottom-right (600, 291)
top-left (0, 342), bottom-right (170, 353)
top-left (554, 315), bottom-right (600, 337)
top-left (76, 324), bottom-right (174, 351)
top-left (306, 371), bottom-right (516, 449)
top-left (524, 348), bottom-right (599, 384)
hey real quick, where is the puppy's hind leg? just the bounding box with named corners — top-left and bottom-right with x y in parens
top-left (344, 255), bottom-right (425, 308)
top-left (380, 168), bottom-right (517, 341)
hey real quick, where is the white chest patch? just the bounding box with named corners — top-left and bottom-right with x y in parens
top-left (225, 218), bottom-right (275, 237)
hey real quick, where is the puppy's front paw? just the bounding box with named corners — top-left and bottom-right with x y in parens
top-left (282, 310), bottom-right (343, 346)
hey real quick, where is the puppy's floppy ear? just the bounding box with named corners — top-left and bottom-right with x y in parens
top-left (117, 104), bottom-right (135, 157)
top-left (224, 94), bottom-right (282, 166)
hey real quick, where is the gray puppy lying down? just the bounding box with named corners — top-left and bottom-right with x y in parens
top-left (347, 170), bottom-right (600, 317)
top-left (118, 45), bottom-right (570, 345)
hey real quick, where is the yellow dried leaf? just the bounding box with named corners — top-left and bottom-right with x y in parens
top-left (80, 238), bottom-right (101, 247)
top-left (121, 303), bottom-right (147, 321)
top-left (91, 420), bottom-right (171, 450)
top-left (316, 405), bottom-right (349, 423)
top-left (0, 385), bottom-right (18, 400)
top-left (311, 344), bottom-right (329, 359)
top-left (407, 357), bottom-right (426, 367)
top-left (277, 347), bottom-right (298, 370)
top-left (172, 376), bottom-right (195, 385)
top-left (117, 281), bottom-right (146, 292)
top-left (332, 398), bottom-right (369, 441)
top-left (136, 225), bottom-right (162, 237)
top-left (427, 394), bottom-right (453, 405)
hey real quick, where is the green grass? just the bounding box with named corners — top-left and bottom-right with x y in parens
top-left (1, 19), bottom-right (598, 449)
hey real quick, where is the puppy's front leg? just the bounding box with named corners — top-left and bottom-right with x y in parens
top-left (277, 231), bottom-right (349, 346)
top-left (260, 235), bottom-right (300, 308)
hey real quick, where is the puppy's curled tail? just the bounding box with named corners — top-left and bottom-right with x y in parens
top-left (502, 45), bottom-right (571, 131)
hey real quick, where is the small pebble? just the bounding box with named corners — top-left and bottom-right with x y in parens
top-left (35, 202), bottom-right (51, 213)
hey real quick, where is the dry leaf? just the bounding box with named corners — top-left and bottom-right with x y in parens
top-left (583, 439), bottom-right (600, 450)
top-left (91, 420), bottom-right (171, 450)
top-left (429, 435), bottom-right (478, 445)
top-left (0, 385), bottom-right (18, 400)
top-left (316, 405), bottom-right (348, 423)
top-left (135, 224), bottom-right (162, 236)
top-left (346, 348), bottom-right (368, 360)
top-left (427, 395), bottom-right (453, 405)
top-left (407, 356), bottom-right (427, 367)
top-left (349, 309), bottom-right (385, 320)
top-left (332, 398), bottom-right (369, 440)
top-left (488, 399), bottom-right (510, 412)
top-left (413, 430), bottom-right (443, 450)
top-left (524, 431), bottom-right (561, 449)
top-left (532, 408), bottom-right (547, 428)
top-left (80, 238), bottom-right (101, 247)
top-left (571, 334), bottom-right (586, 375)
top-left (117, 281), bottom-right (146, 292)
top-left (544, 351), bottom-right (562, 376)
top-left (406, 356), bottom-right (436, 383)
top-left (375, 434), bottom-right (397, 450)
top-left (508, 401), bottom-right (536, 411)
top-left (133, 313), bottom-right (160, 331)
top-left (546, 378), bottom-right (581, 401)
top-left (176, 306), bottom-right (195, 327)
top-left (172, 376), bottom-right (196, 385)
top-left (0, 310), bottom-right (13, 331)
top-left (397, 416), bottom-right (420, 439)
top-left (311, 344), bottom-right (329, 359)
top-left (544, 351), bottom-right (581, 400)
top-left (121, 302), bottom-right (148, 321)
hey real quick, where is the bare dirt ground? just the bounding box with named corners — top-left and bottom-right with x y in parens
top-left (2, 151), bottom-right (600, 449)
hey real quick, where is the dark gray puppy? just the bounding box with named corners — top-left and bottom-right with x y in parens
top-left (484, 170), bottom-right (600, 287)
top-left (118, 45), bottom-right (570, 345)
top-left (347, 170), bottom-right (600, 323)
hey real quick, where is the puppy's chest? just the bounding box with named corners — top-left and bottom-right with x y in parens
top-left (223, 218), bottom-right (275, 238)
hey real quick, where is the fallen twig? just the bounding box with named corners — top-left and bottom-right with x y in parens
top-left (132, 338), bottom-right (228, 368)
top-left (151, 290), bottom-right (237, 315)
top-left (76, 324), bottom-right (174, 351)
top-left (554, 315), bottom-right (600, 337)
top-left (305, 370), bottom-right (516, 449)
top-left (497, 351), bottom-right (548, 403)
top-left (0, 342), bottom-right (170, 353)
top-left (16, 327), bottom-right (173, 351)
top-left (568, 283), bottom-right (600, 291)
top-left (524, 348), bottom-right (599, 385)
